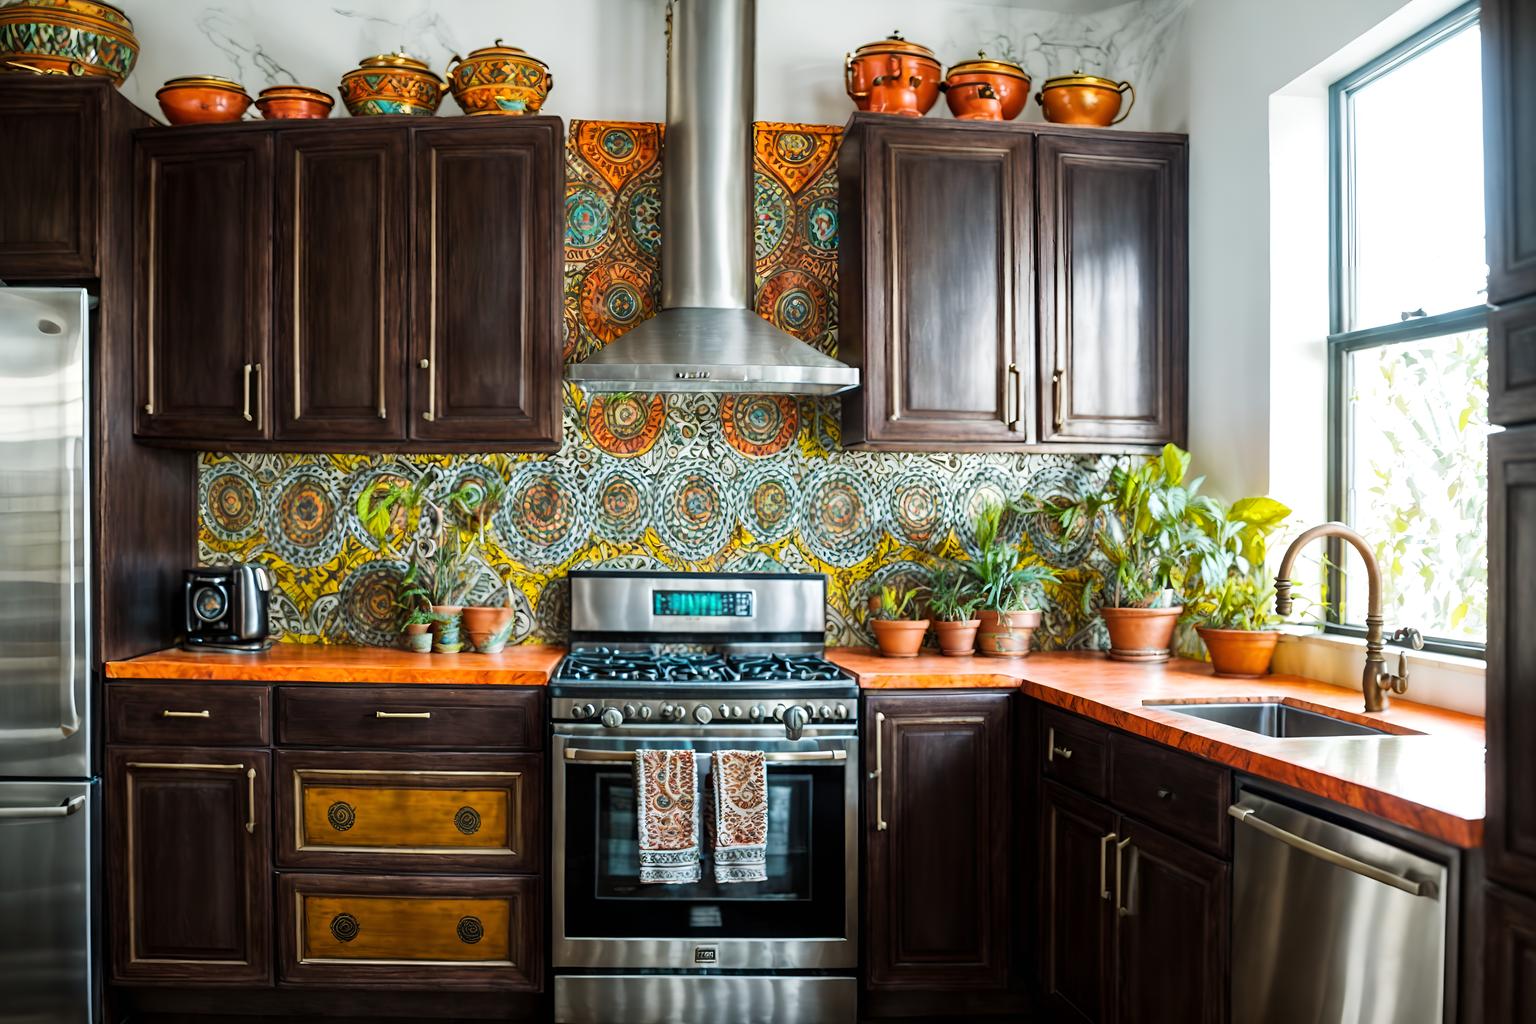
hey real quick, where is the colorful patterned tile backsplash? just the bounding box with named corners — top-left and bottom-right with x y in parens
top-left (197, 120), bottom-right (1115, 649)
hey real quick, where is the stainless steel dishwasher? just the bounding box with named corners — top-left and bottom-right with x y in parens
top-left (1229, 782), bottom-right (1449, 1024)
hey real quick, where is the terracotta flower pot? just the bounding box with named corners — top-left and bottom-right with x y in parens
top-left (977, 608), bottom-right (1042, 658)
top-left (933, 619), bottom-right (981, 657)
top-left (429, 604), bottom-right (463, 653)
top-left (403, 631), bottom-right (432, 654)
top-left (1100, 606), bottom-right (1182, 662)
top-left (871, 618), bottom-right (929, 658)
top-left (1197, 627), bottom-right (1281, 678)
top-left (462, 605), bottom-right (516, 654)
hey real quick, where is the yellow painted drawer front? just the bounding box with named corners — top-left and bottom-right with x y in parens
top-left (300, 894), bottom-right (511, 964)
top-left (299, 779), bottom-right (516, 853)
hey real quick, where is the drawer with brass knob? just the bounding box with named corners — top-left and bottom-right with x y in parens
top-left (274, 750), bottom-right (540, 873)
top-left (277, 873), bottom-right (540, 990)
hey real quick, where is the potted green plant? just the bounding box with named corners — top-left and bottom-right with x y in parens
top-left (449, 476), bottom-right (520, 654)
top-left (1024, 445), bottom-right (1213, 662)
top-left (1186, 495), bottom-right (1292, 676)
top-left (399, 606), bottom-right (435, 654)
top-left (399, 532), bottom-right (472, 654)
top-left (868, 583), bottom-right (929, 658)
top-left (926, 561), bottom-right (983, 656)
top-left (964, 501), bottom-right (1058, 658)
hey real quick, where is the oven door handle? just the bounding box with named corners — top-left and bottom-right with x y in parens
top-left (562, 748), bottom-right (847, 765)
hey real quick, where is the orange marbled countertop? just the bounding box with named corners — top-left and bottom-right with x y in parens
top-left (104, 644), bottom-right (565, 686)
top-left (828, 648), bottom-right (1486, 847)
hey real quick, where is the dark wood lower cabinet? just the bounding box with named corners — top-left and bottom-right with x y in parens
top-left (107, 747), bottom-right (272, 986)
top-left (1041, 781), bottom-right (1115, 1022)
top-left (1486, 883), bottom-right (1536, 1024)
top-left (864, 691), bottom-right (1015, 995)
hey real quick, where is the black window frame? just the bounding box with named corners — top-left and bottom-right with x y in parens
top-left (1326, 0), bottom-right (1487, 659)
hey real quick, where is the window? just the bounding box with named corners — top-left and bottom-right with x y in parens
top-left (1328, 1), bottom-right (1490, 655)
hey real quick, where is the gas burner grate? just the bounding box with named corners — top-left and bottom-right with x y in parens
top-left (558, 648), bottom-right (848, 684)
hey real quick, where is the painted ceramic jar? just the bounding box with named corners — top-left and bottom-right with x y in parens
top-left (1036, 71), bottom-right (1136, 126)
top-left (0, 0), bottom-right (138, 85)
top-left (447, 39), bottom-right (552, 116)
top-left (845, 32), bottom-right (940, 115)
top-left (155, 75), bottom-right (252, 125)
top-left (255, 84), bottom-right (333, 120)
top-left (944, 51), bottom-right (1030, 121)
top-left (338, 52), bottom-right (448, 116)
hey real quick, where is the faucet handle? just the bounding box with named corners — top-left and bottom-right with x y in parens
top-left (1389, 627), bottom-right (1424, 651)
top-left (1389, 652), bottom-right (1410, 695)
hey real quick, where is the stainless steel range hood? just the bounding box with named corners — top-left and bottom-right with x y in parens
top-left (563, 0), bottom-right (859, 396)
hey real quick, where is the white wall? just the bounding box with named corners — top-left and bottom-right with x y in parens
top-left (116, 0), bottom-right (1189, 129)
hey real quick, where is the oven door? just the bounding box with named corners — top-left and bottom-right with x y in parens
top-left (553, 726), bottom-right (858, 970)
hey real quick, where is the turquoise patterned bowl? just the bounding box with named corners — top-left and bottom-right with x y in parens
top-left (0, 0), bottom-right (138, 85)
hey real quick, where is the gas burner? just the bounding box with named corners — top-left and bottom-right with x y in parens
top-left (557, 648), bottom-right (849, 685)
top-left (731, 653), bottom-right (847, 682)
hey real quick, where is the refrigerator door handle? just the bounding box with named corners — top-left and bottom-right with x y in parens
top-left (0, 794), bottom-right (86, 819)
top-left (59, 434), bottom-right (82, 738)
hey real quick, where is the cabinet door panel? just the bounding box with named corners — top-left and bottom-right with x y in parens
top-left (1487, 884), bottom-right (1536, 1024)
top-left (1115, 820), bottom-right (1228, 1024)
top-left (107, 746), bottom-right (271, 985)
top-left (841, 120), bottom-right (1033, 447)
top-left (1491, 296), bottom-right (1536, 426)
top-left (135, 131), bottom-right (272, 440)
top-left (411, 122), bottom-right (561, 445)
top-left (1484, 0), bottom-right (1536, 304)
top-left (274, 127), bottom-right (407, 440)
top-left (1038, 134), bottom-right (1186, 445)
top-left (865, 692), bottom-right (1013, 990)
top-left (1488, 427), bottom-right (1536, 885)
top-left (0, 82), bottom-right (99, 278)
top-left (1040, 781), bottom-right (1115, 1023)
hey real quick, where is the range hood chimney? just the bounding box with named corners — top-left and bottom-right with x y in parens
top-left (563, 0), bottom-right (860, 396)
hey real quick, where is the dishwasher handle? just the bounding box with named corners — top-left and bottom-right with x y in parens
top-left (1228, 804), bottom-right (1434, 899)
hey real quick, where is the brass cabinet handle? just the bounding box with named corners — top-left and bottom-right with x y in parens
top-left (125, 761), bottom-right (254, 832)
top-left (245, 767), bottom-right (256, 834)
top-left (419, 357), bottom-right (435, 422)
top-left (161, 709), bottom-right (210, 719)
top-left (1005, 362), bottom-right (1020, 428)
top-left (1099, 831), bottom-right (1118, 899)
top-left (1046, 726), bottom-right (1073, 761)
top-left (868, 711), bottom-right (887, 832)
top-left (375, 710), bottom-right (432, 720)
top-left (1115, 837), bottom-right (1133, 917)
top-left (252, 362), bottom-right (262, 429)
top-left (242, 363), bottom-right (254, 421)
top-left (1052, 369), bottom-right (1064, 432)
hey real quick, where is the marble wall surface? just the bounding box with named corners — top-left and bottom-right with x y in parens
top-left (117, 0), bottom-right (1191, 130)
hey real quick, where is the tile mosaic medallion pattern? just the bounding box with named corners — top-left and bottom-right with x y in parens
top-left (198, 121), bottom-right (1117, 649)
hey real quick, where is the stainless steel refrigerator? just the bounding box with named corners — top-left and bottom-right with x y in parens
top-left (0, 287), bottom-right (96, 1024)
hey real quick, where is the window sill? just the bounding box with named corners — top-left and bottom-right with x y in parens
top-left (1271, 629), bottom-right (1485, 717)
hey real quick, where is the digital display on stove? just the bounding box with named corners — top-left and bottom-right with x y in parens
top-left (652, 590), bottom-right (754, 617)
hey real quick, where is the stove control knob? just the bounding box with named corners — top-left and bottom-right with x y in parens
top-left (577, 703), bottom-right (597, 720)
top-left (749, 705), bottom-right (766, 722)
top-left (772, 704), bottom-right (787, 721)
top-left (803, 704), bottom-right (817, 720)
top-left (834, 704), bottom-right (850, 719)
top-left (732, 705), bottom-right (743, 719)
top-left (694, 705), bottom-right (713, 724)
top-left (718, 703), bottom-right (730, 719)
top-left (623, 703), bottom-right (638, 719)
top-left (600, 707), bottom-right (624, 729)
top-left (639, 705), bottom-right (653, 720)
top-left (661, 703), bottom-right (676, 720)
top-left (819, 705), bottom-right (833, 720)
top-left (784, 705), bottom-right (809, 741)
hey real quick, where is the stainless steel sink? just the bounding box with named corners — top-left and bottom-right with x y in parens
top-left (1145, 702), bottom-right (1401, 738)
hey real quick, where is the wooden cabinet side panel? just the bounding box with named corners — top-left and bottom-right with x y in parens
top-left (1484, 0), bottom-right (1536, 304)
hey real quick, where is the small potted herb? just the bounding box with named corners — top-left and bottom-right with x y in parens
top-left (399, 607), bottom-right (435, 654)
top-left (1186, 496), bottom-right (1292, 676)
top-left (399, 533), bottom-right (472, 654)
top-left (965, 501), bottom-right (1057, 657)
top-left (926, 561), bottom-right (983, 656)
top-left (868, 583), bottom-right (930, 658)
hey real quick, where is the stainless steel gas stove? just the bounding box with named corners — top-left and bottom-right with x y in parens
top-left (551, 571), bottom-right (858, 1024)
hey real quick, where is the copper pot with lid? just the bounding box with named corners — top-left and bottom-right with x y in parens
top-left (845, 31), bottom-right (941, 114)
top-left (943, 51), bottom-right (1029, 121)
top-left (338, 50), bottom-right (448, 116)
top-left (1036, 70), bottom-right (1135, 126)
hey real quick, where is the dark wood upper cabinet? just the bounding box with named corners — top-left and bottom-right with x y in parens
top-left (410, 121), bottom-right (562, 446)
top-left (273, 126), bottom-right (408, 441)
top-left (0, 80), bottom-right (101, 279)
top-left (1490, 294), bottom-right (1536, 427)
top-left (134, 130), bottom-right (273, 442)
top-left (1483, 0), bottom-right (1536, 305)
top-left (864, 691), bottom-right (1014, 992)
top-left (1037, 133), bottom-right (1187, 446)
top-left (840, 117), bottom-right (1034, 449)
top-left (1040, 781), bottom-right (1114, 1023)
top-left (107, 746), bottom-right (272, 986)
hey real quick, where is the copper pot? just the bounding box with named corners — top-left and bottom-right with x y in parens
top-left (944, 51), bottom-right (1029, 121)
top-left (447, 39), bottom-right (552, 116)
top-left (255, 84), bottom-right (333, 119)
top-left (1036, 71), bottom-right (1135, 126)
top-left (868, 58), bottom-right (923, 117)
top-left (1099, 606), bottom-right (1181, 662)
top-left (1197, 627), bottom-right (1281, 678)
top-left (339, 51), bottom-right (448, 116)
top-left (155, 75), bottom-right (251, 125)
top-left (845, 31), bottom-right (940, 114)
top-left (944, 81), bottom-right (1002, 121)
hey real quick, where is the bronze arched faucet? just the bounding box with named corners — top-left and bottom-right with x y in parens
top-left (1274, 521), bottom-right (1423, 713)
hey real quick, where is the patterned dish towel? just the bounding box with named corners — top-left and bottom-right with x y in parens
top-left (710, 749), bottom-right (768, 883)
top-left (635, 749), bottom-right (701, 884)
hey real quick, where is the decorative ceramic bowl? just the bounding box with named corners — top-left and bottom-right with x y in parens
top-left (447, 39), bottom-right (551, 116)
top-left (155, 75), bottom-right (252, 125)
top-left (0, 0), bottom-right (138, 85)
top-left (944, 51), bottom-right (1029, 121)
top-left (845, 31), bottom-right (940, 114)
top-left (1036, 71), bottom-right (1135, 126)
top-left (255, 84), bottom-right (333, 120)
top-left (339, 51), bottom-right (447, 116)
